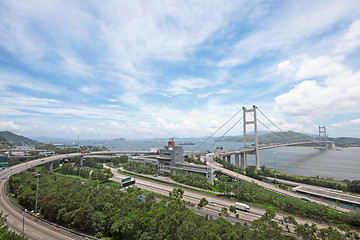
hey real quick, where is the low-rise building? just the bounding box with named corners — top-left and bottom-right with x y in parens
top-left (129, 139), bottom-right (215, 183)
top-left (39, 150), bottom-right (55, 156)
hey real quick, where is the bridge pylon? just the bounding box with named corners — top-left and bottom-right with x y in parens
top-left (318, 126), bottom-right (328, 150)
top-left (243, 105), bottom-right (260, 170)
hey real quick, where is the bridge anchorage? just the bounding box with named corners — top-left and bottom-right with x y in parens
top-left (211, 105), bottom-right (331, 171)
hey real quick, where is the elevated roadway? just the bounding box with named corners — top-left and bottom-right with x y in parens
top-left (205, 157), bottom-right (351, 212)
top-left (0, 155), bottom-right (85, 240)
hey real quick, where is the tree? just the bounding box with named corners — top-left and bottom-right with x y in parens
top-left (111, 157), bottom-right (120, 166)
top-left (221, 207), bottom-right (229, 217)
top-left (229, 205), bottom-right (237, 216)
top-left (61, 163), bottom-right (75, 175)
top-left (119, 155), bottom-right (128, 163)
top-left (348, 180), bottom-right (360, 193)
top-left (197, 197), bottom-right (208, 211)
top-left (169, 188), bottom-right (184, 201)
top-left (91, 211), bottom-right (107, 234)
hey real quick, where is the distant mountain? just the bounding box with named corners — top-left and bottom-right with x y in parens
top-left (328, 137), bottom-right (360, 147)
top-left (114, 138), bottom-right (126, 141)
top-left (152, 132), bottom-right (270, 141)
top-left (0, 131), bottom-right (42, 146)
top-left (222, 131), bottom-right (315, 144)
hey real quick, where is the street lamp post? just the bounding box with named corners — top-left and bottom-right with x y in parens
top-left (273, 152), bottom-right (277, 186)
top-left (35, 174), bottom-right (40, 214)
top-left (22, 209), bottom-right (27, 235)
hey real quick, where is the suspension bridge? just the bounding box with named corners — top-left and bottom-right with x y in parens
top-left (191, 105), bottom-right (332, 170)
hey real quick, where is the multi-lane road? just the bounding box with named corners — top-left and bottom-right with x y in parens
top-left (107, 166), bottom-right (348, 232)
top-left (0, 156), bottom-right (85, 240)
top-left (205, 156), bottom-right (351, 212)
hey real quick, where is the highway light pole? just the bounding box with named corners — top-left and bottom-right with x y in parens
top-left (35, 173), bottom-right (40, 214)
top-left (22, 209), bottom-right (27, 235)
top-left (273, 152), bottom-right (277, 186)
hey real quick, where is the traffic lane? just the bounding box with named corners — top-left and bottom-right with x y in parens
top-left (111, 167), bottom-right (266, 215)
top-left (110, 170), bottom-right (263, 223)
top-left (0, 167), bottom-right (81, 240)
top-left (113, 167), bottom-right (349, 232)
top-left (206, 160), bottom-right (349, 211)
top-left (112, 169), bottom-right (266, 216)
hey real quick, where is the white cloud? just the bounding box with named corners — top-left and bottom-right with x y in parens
top-left (336, 19), bottom-right (360, 54)
top-left (1, 96), bottom-right (61, 106)
top-left (0, 72), bottom-right (67, 95)
top-left (275, 56), bottom-right (360, 118)
top-left (218, 1), bottom-right (360, 67)
top-left (332, 118), bottom-right (360, 128)
top-left (295, 56), bottom-right (345, 80)
top-left (277, 60), bottom-right (296, 75)
top-left (166, 78), bottom-right (210, 95)
top-left (217, 58), bottom-right (244, 68)
top-left (0, 121), bottom-right (21, 131)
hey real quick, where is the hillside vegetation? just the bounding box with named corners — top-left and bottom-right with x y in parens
top-left (0, 131), bottom-right (41, 146)
top-left (329, 137), bottom-right (360, 147)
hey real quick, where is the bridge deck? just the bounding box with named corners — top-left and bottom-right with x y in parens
top-left (294, 186), bottom-right (360, 205)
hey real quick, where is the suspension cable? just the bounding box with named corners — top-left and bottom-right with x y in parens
top-left (207, 116), bottom-right (244, 151)
top-left (252, 112), bottom-right (287, 143)
top-left (256, 107), bottom-right (293, 139)
top-left (192, 108), bottom-right (243, 152)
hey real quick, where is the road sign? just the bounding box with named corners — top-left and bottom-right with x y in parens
top-left (0, 163), bottom-right (8, 168)
top-left (122, 180), bottom-right (135, 188)
top-left (122, 177), bottom-right (131, 183)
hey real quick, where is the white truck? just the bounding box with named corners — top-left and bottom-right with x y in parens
top-left (235, 202), bottom-right (250, 212)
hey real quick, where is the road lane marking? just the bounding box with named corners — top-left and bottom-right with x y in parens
top-left (32, 232), bottom-right (44, 238)
top-left (7, 217), bottom-right (13, 222)
top-left (17, 224), bottom-right (26, 230)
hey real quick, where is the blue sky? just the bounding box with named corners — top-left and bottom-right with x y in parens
top-left (1, 0), bottom-right (360, 140)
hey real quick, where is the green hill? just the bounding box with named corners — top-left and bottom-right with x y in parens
top-left (0, 131), bottom-right (42, 146)
top-left (328, 137), bottom-right (360, 147)
top-left (223, 131), bottom-right (315, 144)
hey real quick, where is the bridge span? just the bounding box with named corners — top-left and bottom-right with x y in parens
top-left (213, 140), bottom-right (331, 170)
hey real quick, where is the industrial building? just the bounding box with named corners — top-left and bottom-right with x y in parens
top-left (129, 139), bottom-right (215, 183)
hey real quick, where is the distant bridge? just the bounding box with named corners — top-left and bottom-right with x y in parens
top-left (191, 105), bottom-right (332, 170)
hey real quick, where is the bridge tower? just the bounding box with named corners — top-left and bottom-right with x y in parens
top-left (242, 105), bottom-right (260, 170)
top-left (318, 126), bottom-right (328, 150)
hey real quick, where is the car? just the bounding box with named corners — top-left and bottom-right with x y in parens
top-left (41, 160), bottom-right (45, 162)
top-left (301, 197), bottom-right (311, 202)
top-left (208, 201), bottom-right (217, 206)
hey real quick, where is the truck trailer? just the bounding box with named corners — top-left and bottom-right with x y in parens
top-left (235, 202), bottom-right (250, 212)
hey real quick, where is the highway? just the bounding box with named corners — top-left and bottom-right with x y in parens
top-left (107, 166), bottom-right (347, 232)
top-left (0, 151), bottom-right (351, 238)
top-left (0, 156), bottom-right (85, 240)
top-left (205, 156), bottom-right (351, 212)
